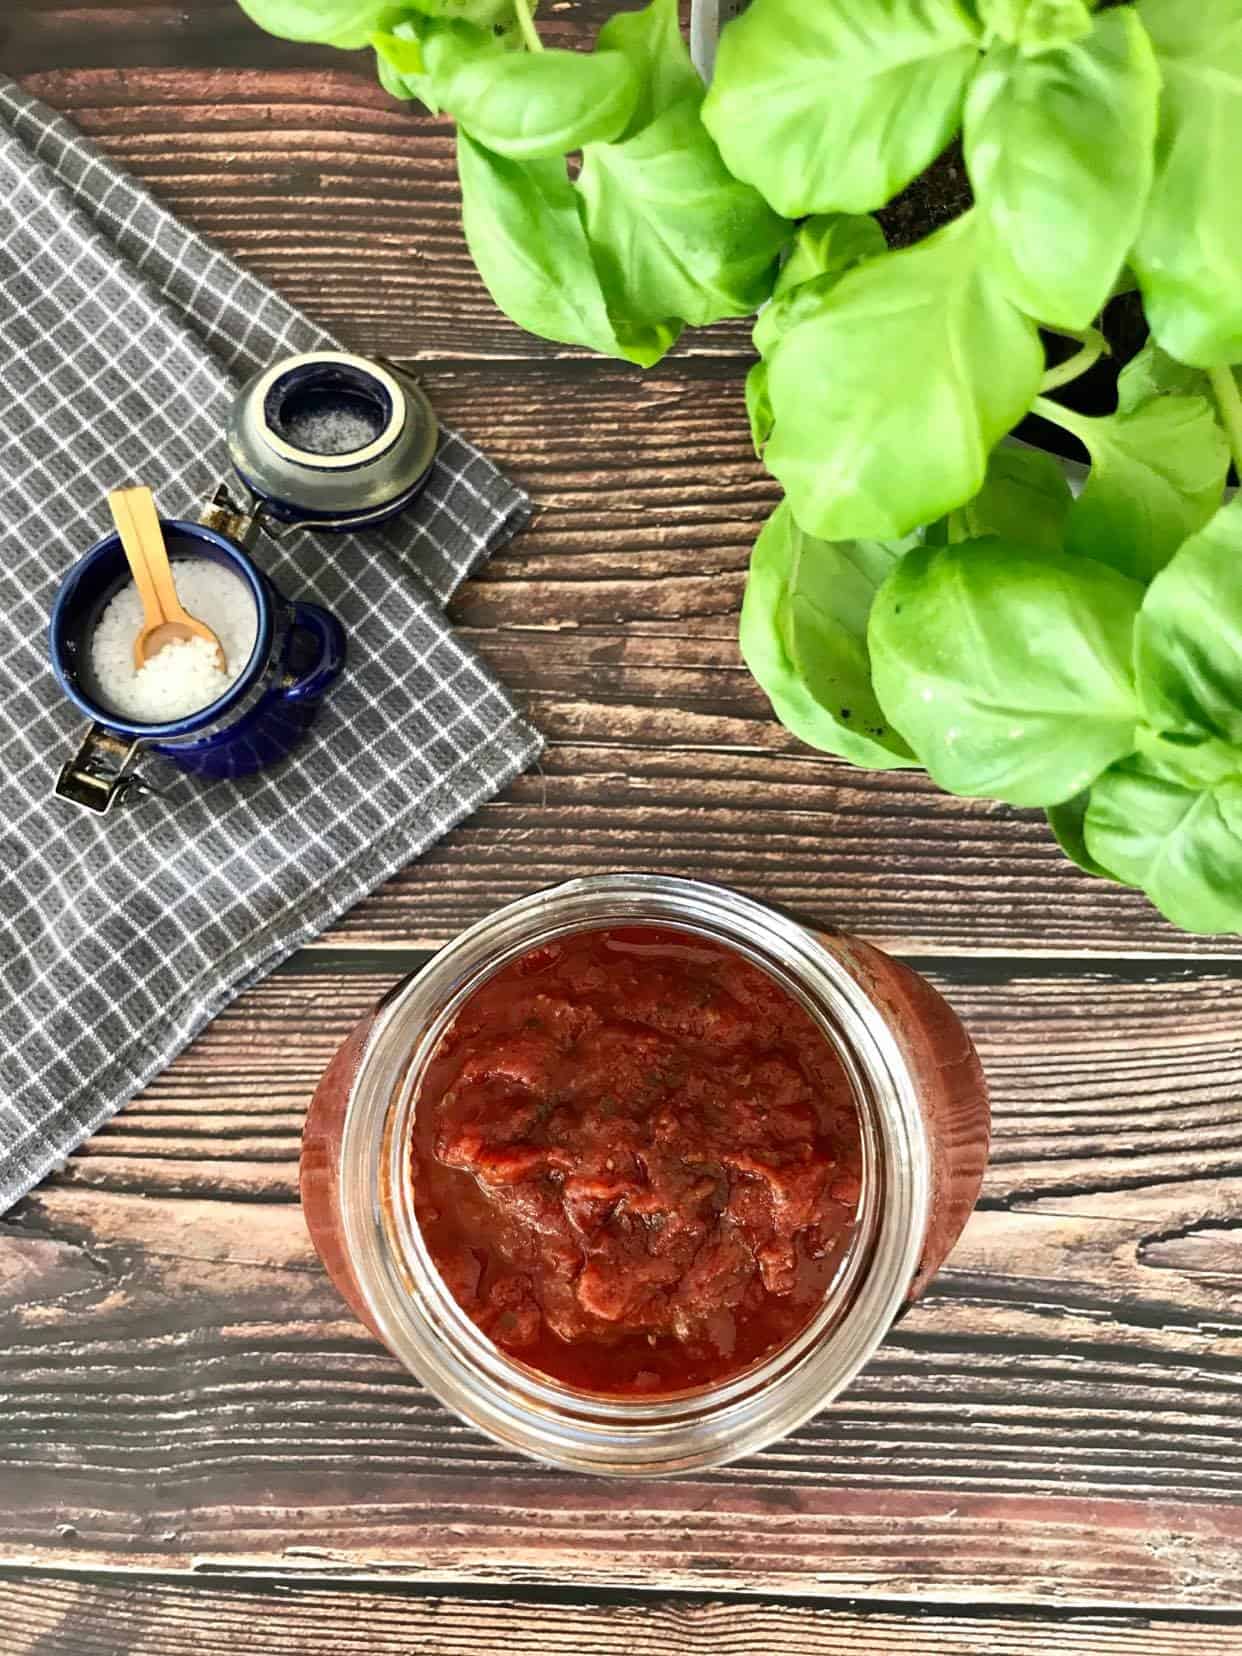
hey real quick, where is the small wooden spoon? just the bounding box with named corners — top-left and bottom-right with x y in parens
top-left (108, 486), bottom-right (226, 671)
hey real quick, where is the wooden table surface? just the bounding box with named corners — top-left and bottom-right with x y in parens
top-left (4, 5), bottom-right (1242, 1651)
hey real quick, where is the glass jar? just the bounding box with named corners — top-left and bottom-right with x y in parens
top-left (302, 875), bottom-right (989, 1475)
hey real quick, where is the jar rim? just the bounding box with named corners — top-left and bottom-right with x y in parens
top-left (337, 875), bottom-right (931, 1475)
top-left (254, 351), bottom-right (405, 473)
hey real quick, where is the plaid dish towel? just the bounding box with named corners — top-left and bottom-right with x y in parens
top-left (0, 79), bottom-right (542, 1212)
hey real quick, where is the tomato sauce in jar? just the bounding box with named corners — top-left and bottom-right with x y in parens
top-left (412, 925), bottom-right (864, 1395)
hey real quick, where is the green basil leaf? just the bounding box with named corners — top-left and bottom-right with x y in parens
top-left (595, 0), bottom-right (702, 137)
top-left (753, 215), bottom-right (886, 359)
top-left (372, 23), bottom-right (425, 72)
top-left (764, 213), bottom-right (1043, 540)
top-left (238, 0), bottom-right (400, 47)
top-left (739, 499), bottom-right (920, 769)
top-left (1134, 497), bottom-right (1242, 749)
top-left (1132, 0), bottom-right (1242, 367)
top-left (964, 10), bottom-right (1159, 330)
top-left (1046, 792), bottom-right (1126, 883)
top-left (701, 0), bottom-right (982, 217)
top-left (613, 315), bottom-right (681, 364)
top-left (774, 214), bottom-right (887, 301)
top-left (1117, 339), bottom-right (1213, 411)
top-left (456, 132), bottom-right (676, 363)
top-left (868, 537), bottom-right (1144, 806)
top-left (953, 443), bottom-right (1073, 552)
top-left (1084, 759), bottom-right (1242, 933)
top-left (753, 274), bottom-right (842, 363)
top-left (1132, 726), bottom-right (1242, 790)
top-left (1117, 340), bottom-right (1242, 443)
top-left (746, 362), bottom-right (774, 456)
top-left (374, 24), bottom-right (440, 110)
top-left (978, 0), bottom-right (1092, 53)
top-left (376, 11), bottom-right (523, 114)
top-left (578, 99), bottom-right (790, 330)
top-left (1109, 264), bottom-right (1140, 300)
top-left (1043, 395), bottom-right (1231, 582)
top-left (404, 0), bottom-right (523, 25)
top-left (434, 44), bottom-right (640, 158)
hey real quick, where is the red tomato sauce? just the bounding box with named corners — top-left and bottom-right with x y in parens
top-left (411, 926), bottom-right (863, 1395)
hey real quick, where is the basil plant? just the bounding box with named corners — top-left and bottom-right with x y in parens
top-left (238, 0), bottom-right (1242, 932)
top-left (723, 0), bottom-right (1242, 934)
top-left (236, 0), bottom-right (791, 362)
top-left (712, 0), bottom-right (1242, 539)
top-left (742, 338), bottom-right (1242, 933)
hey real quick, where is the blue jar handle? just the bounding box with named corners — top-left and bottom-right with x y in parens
top-left (282, 601), bottom-right (346, 704)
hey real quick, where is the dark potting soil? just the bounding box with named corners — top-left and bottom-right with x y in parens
top-left (877, 141), bottom-right (975, 249)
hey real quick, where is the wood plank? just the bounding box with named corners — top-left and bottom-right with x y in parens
top-left (3, 2), bottom-right (346, 72)
top-left (1, 1575), bottom-right (1239, 1656)
top-left (2, 1458), bottom-right (1241, 1602)
top-left (2, 961), bottom-right (1241, 1598)
top-left (319, 748), bottom-right (1230, 957)
top-left (44, 956), bottom-right (1242, 1206)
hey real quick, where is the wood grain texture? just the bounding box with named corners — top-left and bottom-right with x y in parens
top-left (1, 1576), bottom-right (1239, 1656)
top-left (8, 6), bottom-right (1242, 1618)
top-left (1, 961), bottom-right (1241, 1598)
top-left (39, 955), bottom-right (1242, 1207)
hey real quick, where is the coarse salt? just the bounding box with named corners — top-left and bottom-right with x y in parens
top-left (283, 404), bottom-right (380, 455)
top-left (88, 557), bottom-right (258, 725)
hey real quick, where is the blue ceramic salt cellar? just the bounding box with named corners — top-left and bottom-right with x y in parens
top-left (51, 350), bottom-right (438, 814)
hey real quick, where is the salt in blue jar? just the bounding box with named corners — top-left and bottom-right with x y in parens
top-left (50, 519), bottom-right (345, 811)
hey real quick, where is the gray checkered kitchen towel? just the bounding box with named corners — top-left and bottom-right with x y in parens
top-left (0, 78), bottom-right (542, 1211)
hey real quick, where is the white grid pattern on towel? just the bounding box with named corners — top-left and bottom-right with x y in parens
top-left (0, 78), bottom-right (541, 1211)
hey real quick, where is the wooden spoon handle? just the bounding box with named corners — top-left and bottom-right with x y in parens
top-left (122, 486), bottom-right (188, 622)
top-left (108, 485), bottom-right (226, 671)
top-left (108, 486), bottom-right (169, 629)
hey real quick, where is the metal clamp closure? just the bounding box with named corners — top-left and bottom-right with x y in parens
top-left (199, 480), bottom-right (262, 548)
top-left (54, 723), bottom-right (156, 815)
